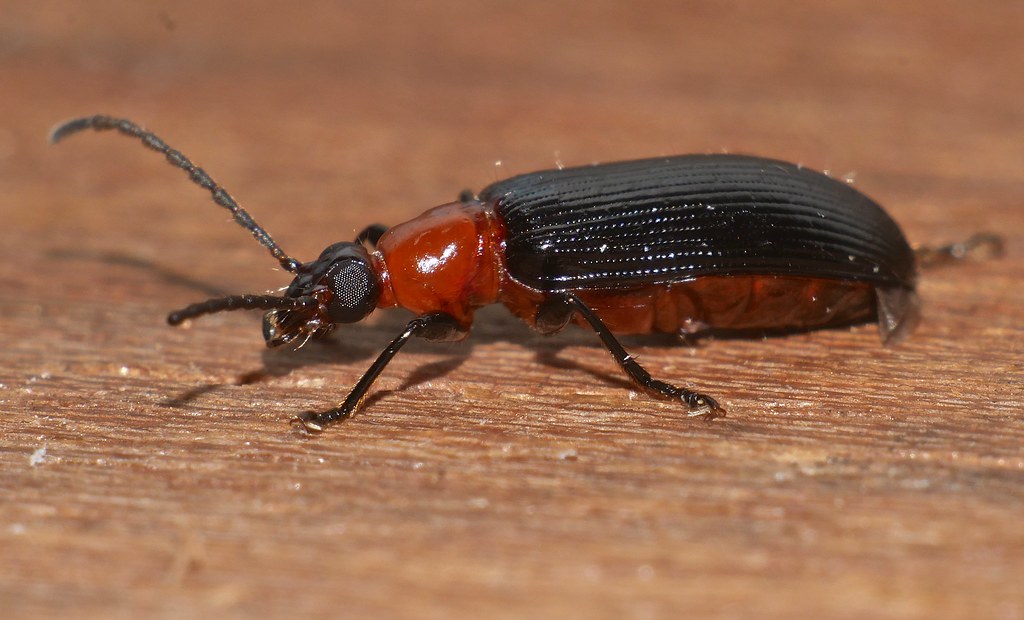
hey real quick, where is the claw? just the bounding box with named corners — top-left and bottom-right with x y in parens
top-left (685, 394), bottom-right (726, 421)
top-left (290, 413), bottom-right (324, 434)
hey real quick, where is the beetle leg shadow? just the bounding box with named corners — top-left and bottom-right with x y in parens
top-left (397, 354), bottom-right (470, 391)
top-left (161, 313), bottom-right (473, 410)
top-left (160, 384), bottom-right (224, 408)
top-left (158, 339), bottom-right (392, 409)
top-left (314, 352), bottom-right (471, 418)
top-left (531, 327), bottom-right (713, 393)
top-left (533, 342), bottom-right (635, 392)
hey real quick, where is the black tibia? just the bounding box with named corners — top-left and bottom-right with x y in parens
top-left (560, 293), bottom-right (724, 419)
top-left (355, 224), bottom-right (388, 247)
top-left (292, 313), bottom-right (468, 433)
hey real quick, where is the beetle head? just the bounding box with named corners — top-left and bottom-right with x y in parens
top-left (262, 242), bottom-right (381, 347)
top-left (166, 241), bottom-right (381, 349)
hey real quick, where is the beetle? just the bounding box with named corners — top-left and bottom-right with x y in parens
top-left (51, 115), bottom-right (1000, 432)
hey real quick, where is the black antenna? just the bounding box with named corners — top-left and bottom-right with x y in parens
top-left (167, 294), bottom-right (316, 325)
top-left (50, 115), bottom-right (303, 274)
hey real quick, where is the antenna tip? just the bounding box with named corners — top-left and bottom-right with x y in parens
top-left (49, 115), bottom-right (128, 144)
top-left (49, 117), bottom-right (93, 144)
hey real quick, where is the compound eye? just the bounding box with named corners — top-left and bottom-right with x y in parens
top-left (325, 258), bottom-right (380, 324)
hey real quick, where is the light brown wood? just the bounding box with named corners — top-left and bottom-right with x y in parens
top-left (3, 2), bottom-right (1022, 618)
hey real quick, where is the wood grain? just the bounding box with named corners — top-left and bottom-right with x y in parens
top-left (2, 2), bottom-right (1022, 618)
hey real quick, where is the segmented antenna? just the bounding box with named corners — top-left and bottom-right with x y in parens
top-left (50, 115), bottom-right (303, 274)
top-left (167, 294), bottom-right (316, 325)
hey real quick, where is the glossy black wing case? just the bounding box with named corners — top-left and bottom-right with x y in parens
top-left (482, 155), bottom-right (917, 295)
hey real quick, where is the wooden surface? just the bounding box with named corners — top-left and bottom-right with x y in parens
top-left (2, 2), bottom-right (1022, 618)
